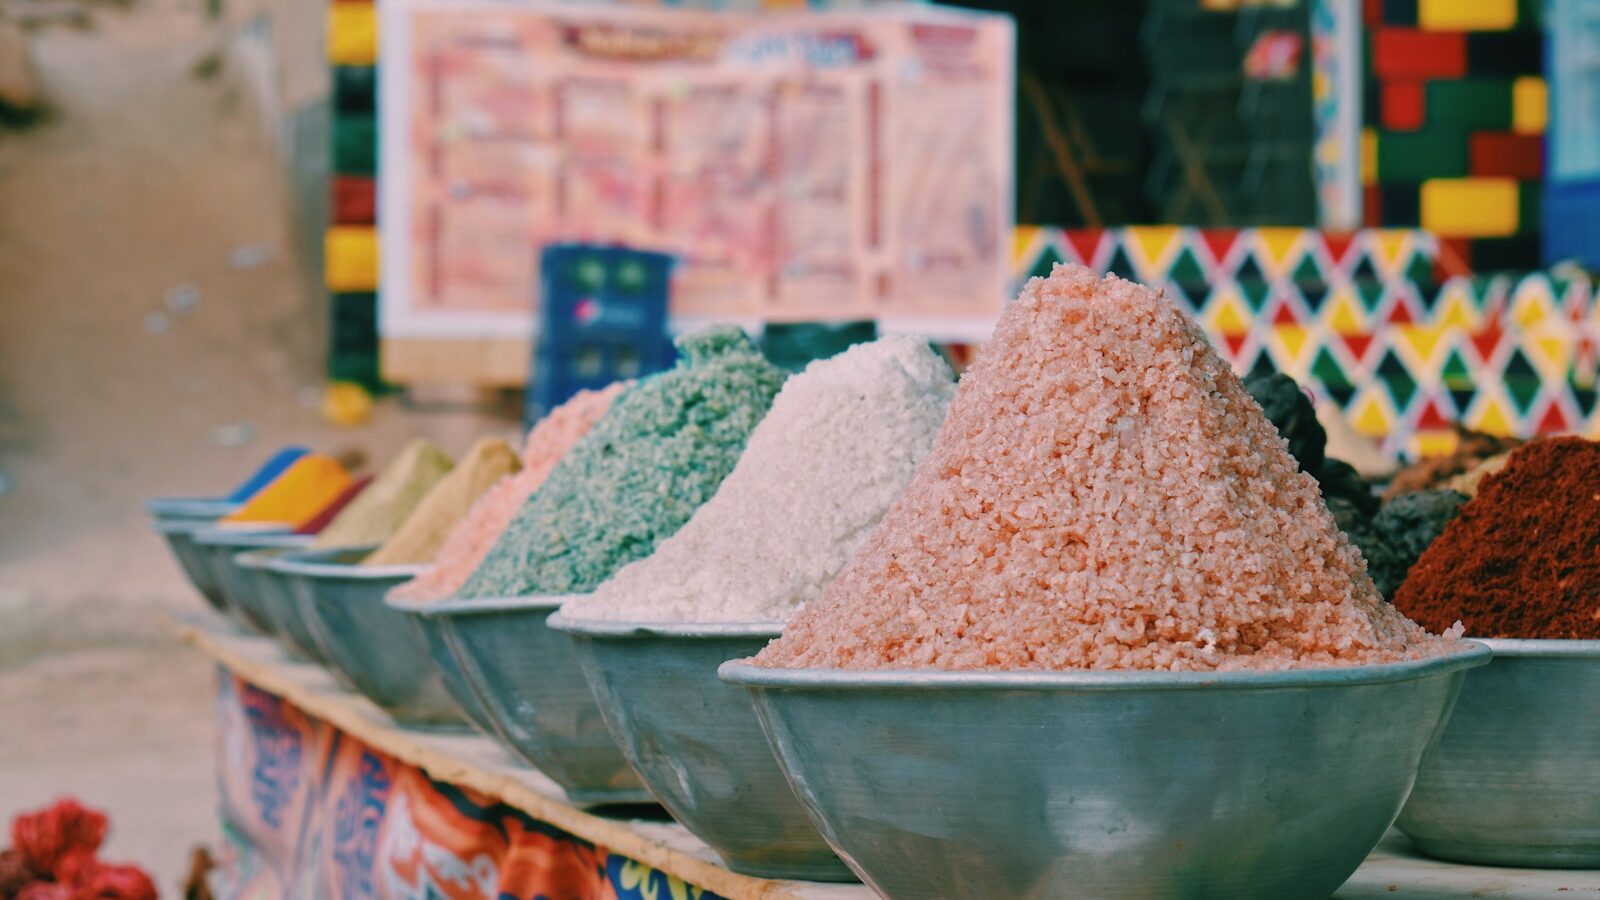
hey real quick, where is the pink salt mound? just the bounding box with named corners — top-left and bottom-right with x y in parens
top-left (391, 383), bottom-right (625, 603)
top-left (755, 265), bottom-right (1459, 672)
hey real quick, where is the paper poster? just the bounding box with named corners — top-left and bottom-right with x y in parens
top-left (380, 0), bottom-right (1014, 342)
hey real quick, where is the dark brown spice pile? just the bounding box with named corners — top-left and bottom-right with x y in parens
top-left (1393, 436), bottom-right (1600, 639)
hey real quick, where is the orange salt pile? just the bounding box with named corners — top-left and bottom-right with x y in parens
top-left (220, 454), bottom-right (352, 529)
top-left (755, 265), bottom-right (1457, 672)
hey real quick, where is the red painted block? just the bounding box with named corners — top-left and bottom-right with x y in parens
top-left (332, 176), bottom-right (377, 225)
top-left (1364, 185), bottom-right (1384, 228)
top-left (1372, 29), bottom-right (1466, 80)
top-left (1364, 0), bottom-right (1383, 25)
top-left (1437, 237), bottom-right (1473, 279)
top-left (1382, 81), bottom-right (1426, 131)
top-left (1468, 131), bottom-right (1543, 179)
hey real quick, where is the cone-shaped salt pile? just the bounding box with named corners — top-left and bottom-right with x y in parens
top-left (389, 384), bottom-right (624, 603)
top-left (294, 475), bottom-right (372, 535)
top-left (224, 446), bottom-right (309, 502)
top-left (568, 336), bottom-right (957, 624)
top-left (363, 437), bottom-right (522, 566)
top-left (461, 327), bottom-right (785, 598)
top-left (221, 454), bottom-right (352, 528)
top-left (312, 439), bottom-right (454, 548)
top-left (756, 265), bottom-right (1454, 671)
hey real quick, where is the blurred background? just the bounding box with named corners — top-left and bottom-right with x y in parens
top-left (0, 0), bottom-right (1594, 890)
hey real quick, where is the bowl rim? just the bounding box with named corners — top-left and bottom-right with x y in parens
top-left (152, 516), bottom-right (220, 535)
top-left (193, 526), bottom-right (311, 549)
top-left (415, 593), bottom-right (580, 618)
top-left (234, 546), bottom-right (307, 570)
top-left (267, 545), bottom-right (426, 580)
top-left (719, 640), bottom-right (1491, 692)
top-left (382, 579), bottom-right (441, 613)
top-left (145, 496), bottom-right (239, 518)
top-left (1473, 637), bottom-right (1600, 658)
top-left (549, 611), bottom-right (786, 640)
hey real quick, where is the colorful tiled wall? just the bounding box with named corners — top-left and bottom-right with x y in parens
top-left (325, 0), bottom-right (380, 389)
top-left (1012, 226), bottom-right (1600, 460)
top-left (1359, 0), bottom-right (1548, 272)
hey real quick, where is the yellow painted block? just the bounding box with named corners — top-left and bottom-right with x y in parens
top-left (1361, 128), bottom-right (1377, 188)
top-left (1011, 226), bottom-right (1041, 266)
top-left (328, 3), bottom-right (378, 66)
top-left (1421, 178), bottom-right (1520, 237)
top-left (1471, 396), bottom-right (1516, 437)
top-left (1414, 431), bottom-right (1460, 460)
top-left (1418, 0), bottom-right (1516, 30)
top-left (1353, 393), bottom-right (1391, 437)
top-left (326, 227), bottom-right (380, 292)
top-left (1513, 77), bottom-right (1548, 135)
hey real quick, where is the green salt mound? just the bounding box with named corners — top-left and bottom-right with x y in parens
top-left (460, 328), bottom-right (785, 597)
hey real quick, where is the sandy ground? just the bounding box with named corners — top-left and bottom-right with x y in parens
top-left (0, 0), bottom-right (500, 890)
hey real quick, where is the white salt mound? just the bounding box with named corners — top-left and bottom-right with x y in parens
top-left (565, 336), bottom-right (957, 624)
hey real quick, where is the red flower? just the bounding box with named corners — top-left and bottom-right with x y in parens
top-left (11, 801), bottom-right (108, 879)
top-left (76, 863), bottom-right (158, 900)
top-left (0, 849), bottom-right (41, 896)
top-left (14, 884), bottom-right (74, 900)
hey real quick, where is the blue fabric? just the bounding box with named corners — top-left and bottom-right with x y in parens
top-left (226, 446), bottom-right (311, 502)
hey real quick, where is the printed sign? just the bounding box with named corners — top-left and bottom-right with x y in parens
top-left (380, 0), bottom-right (1014, 342)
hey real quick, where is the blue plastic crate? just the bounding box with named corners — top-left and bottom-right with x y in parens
top-left (525, 244), bottom-right (677, 426)
top-left (1543, 178), bottom-right (1600, 267)
top-left (538, 244), bottom-right (675, 346)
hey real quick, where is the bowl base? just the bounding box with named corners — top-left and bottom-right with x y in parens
top-left (1407, 835), bottom-right (1600, 869)
top-left (720, 854), bottom-right (858, 883)
top-left (385, 717), bottom-right (474, 735)
top-left (564, 788), bottom-right (658, 807)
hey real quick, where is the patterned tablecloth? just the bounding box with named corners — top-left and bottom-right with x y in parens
top-left (214, 672), bottom-right (722, 900)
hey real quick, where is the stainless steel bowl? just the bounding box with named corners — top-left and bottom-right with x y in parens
top-left (722, 642), bottom-right (1489, 900)
top-left (270, 547), bottom-right (463, 729)
top-left (1397, 638), bottom-right (1600, 867)
top-left (421, 595), bottom-right (651, 805)
top-left (384, 589), bottom-right (500, 735)
top-left (194, 526), bottom-right (312, 634)
top-left (553, 615), bottom-right (853, 881)
top-left (235, 547), bottom-right (324, 663)
top-left (152, 517), bottom-right (228, 613)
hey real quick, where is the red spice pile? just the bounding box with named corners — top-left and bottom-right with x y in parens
top-left (0, 799), bottom-right (157, 900)
top-left (1394, 436), bottom-right (1600, 639)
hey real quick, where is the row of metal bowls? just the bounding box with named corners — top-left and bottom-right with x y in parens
top-left (150, 499), bottom-right (1599, 896)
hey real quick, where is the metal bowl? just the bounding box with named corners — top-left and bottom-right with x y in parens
top-left (384, 588), bottom-right (500, 735)
top-left (552, 615), bottom-right (853, 881)
top-left (151, 517), bottom-right (228, 613)
top-left (270, 547), bottom-right (463, 729)
top-left (235, 547), bottom-right (325, 663)
top-left (1396, 638), bottom-right (1600, 867)
top-left (721, 642), bottom-right (1489, 900)
top-left (193, 526), bottom-right (310, 634)
top-left (145, 495), bottom-right (240, 521)
top-left (420, 595), bottom-right (651, 805)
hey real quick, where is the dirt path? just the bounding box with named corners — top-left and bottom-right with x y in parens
top-left (0, 0), bottom-right (497, 889)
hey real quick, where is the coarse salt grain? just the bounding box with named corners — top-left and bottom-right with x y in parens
top-left (460, 328), bottom-right (785, 598)
top-left (567, 336), bottom-right (956, 624)
top-left (389, 384), bottom-right (623, 603)
top-left (754, 265), bottom-right (1458, 672)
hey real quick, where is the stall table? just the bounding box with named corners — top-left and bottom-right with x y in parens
top-left (174, 613), bottom-right (1596, 899)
